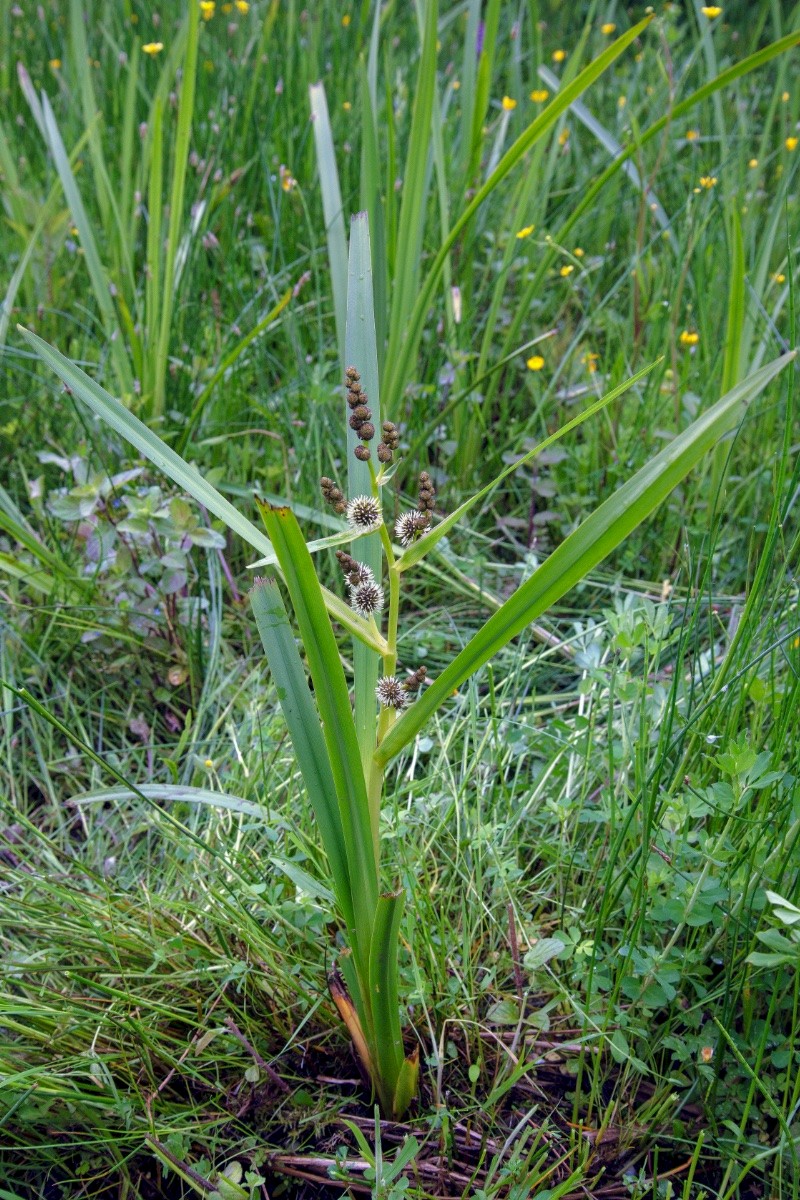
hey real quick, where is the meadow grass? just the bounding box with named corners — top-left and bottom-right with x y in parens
top-left (1, 0), bottom-right (799, 1196)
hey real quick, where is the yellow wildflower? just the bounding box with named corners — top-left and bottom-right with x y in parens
top-left (516, 225), bottom-right (535, 239)
top-left (235, 0), bottom-right (248, 10)
top-left (781, 91), bottom-right (789, 102)
top-left (618, 95), bottom-right (626, 108)
top-left (560, 264), bottom-right (574, 277)
top-left (142, 42), bottom-right (164, 55)
top-left (574, 247), bottom-right (584, 257)
top-left (200, 0), bottom-right (215, 18)
top-left (772, 273), bottom-right (786, 283)
top-left (280, 164), bottom-right (297, 192)
top-left (49, 58), bottom-right (61, 69)
top-left (342, 100), bottom-right (351, 111)
top-left (342, 12), bottom-right (351, 26)
top-left (786, 137), bottom-right (798, 151)
top-left (558, 128), bottom-right (569, 146)
top-left (552, 49), bottom-right (566, 63)
top-left (204, 758), bottom-right (214, 769)
top-left (502, 96), bottom-right (517, 111)
top-left (530, 88), bottom-right (549, 103)
top-left (527, 355), bottom-right (545, 371)
top-left (699, 175), bottom-right (717, 188)
top-left (222, 3), bottom-right (233, 11)
top-left (452, 80), bottom-right (460, 90)
top-left (701, 6), bottom-right (722, 15)
top-left (583, 351), bottom-right (600, 373)
top-left (748, 158), bottom-right (758, 168)
top-left (685, 129), bottom-right (699, 141)
top-left (679, 330), bottom-right (699, 346)
top-left (601, 22), bottom-right (616, 34)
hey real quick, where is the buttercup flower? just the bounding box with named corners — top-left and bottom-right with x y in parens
top-left (200, 0), bottom-right (215, 19)
top-left (49, 58), bottom-right (61, 69)
top-left (701, 6), bottom-right (722, 16)
top-left (516, 225), bottom-right (535, 239)
top-left (552, 49), bottom-right (566, 63)
top-left (679, 330), bottom-right (700, 346)
top-left (346, 495), bottom-right (382, 531)
top-left (527, 355), bottom-right (545, 371)
top-left (786, 137), bottom-right (798, 152)
top-left (699, 175), bottom-right (717, 188)
top-left (685, 129), bottom-right (699, 141)
top-left (235, 0), bottom-right (249, 11)
top-left (530, 89), bottom-right (549, 103)
top-left (142, 42), bottom-right (164, 54)
top-left (601, 22), bottom-right (616, 34)
top-left (560, 264), bottom-right (574, 277)
top-left (502, 96), bottom-right (517, 111)
top-left (748, 158), bottom-right (759, 168)
top-left (342, 12), bottom-right (351, 26)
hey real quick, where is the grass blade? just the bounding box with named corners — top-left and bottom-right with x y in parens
top-left (368, 892), bottom-right (405, 1114)
top-left (376, 353), bottom-right (796, 766)
top-left (153, 0), bottom-right (200, 418)
top-left (382, 15), bottom-right (653, 414)
top-left (36, 91), bottom-right (134, 399)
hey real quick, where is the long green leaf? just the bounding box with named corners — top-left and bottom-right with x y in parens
top-left (257, 502), bottom-right (378, 970)
top-left (310, 82), bottom-right (349, 362)
top-left (398, 361), bottom-right (660, 572)
top-left (382, 15), bottom-right (653, 414)
top-left (345, 214), bottom-right (383, 783)
top-left (368, 892), bottom-right (406, 1114)
top-left (375, 353), bottom-right (796, 767)
top-left (250, 578), bottom-right (355, 938)
top-left (16, 326), bottom-right (386, 653)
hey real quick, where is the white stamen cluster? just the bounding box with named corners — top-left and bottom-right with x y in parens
top-left (346, 562), bottom-right (375, 590)
top-left (395, 510), bottom-right (429, 547)
top-left (351, 580), bottom-right (384, 618)
top-left (346, 495), bottom-right (382, 532)
top-left (375, 675), bottom-right (408, 709)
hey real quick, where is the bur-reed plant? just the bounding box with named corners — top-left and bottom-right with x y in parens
top-left (13, 0), bottom-right (800, 1123)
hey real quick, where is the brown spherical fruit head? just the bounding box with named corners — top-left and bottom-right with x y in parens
top-left (345, 365), bottom-right (360, 381)
top-left (351, 404), bottom-right (371, 422)
top-left (354, 445), bottom-right (370, 461)
top-left (377, 443), bottom-right (392, 463)
top-left (349, 413), bottom-right (364, 431)
top-left (359, 422), bottom-right (375, 441)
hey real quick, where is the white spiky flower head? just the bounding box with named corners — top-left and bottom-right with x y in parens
top-left (346, 495), bottom-right (382, 532)
top-left (395, 510), bottom-right (430, 547)
top-left (351, 579), bottom-right (384, 618)
top-left (376, 675), bottom-right (409, 709)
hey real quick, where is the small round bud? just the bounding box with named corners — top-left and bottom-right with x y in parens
top-left (345, 365), bottom-right (360, 381)
top-left (354, 445), bottom-right (370, 461)
top-left (351, 404), bottom-right (371, 422)
top-left (377, 443), bottom-right (393, 463)
top-left (359, 422), bottom-right (375, 441)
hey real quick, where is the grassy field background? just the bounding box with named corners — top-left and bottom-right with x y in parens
top-left (1, 0), bottom-right (799, 1196)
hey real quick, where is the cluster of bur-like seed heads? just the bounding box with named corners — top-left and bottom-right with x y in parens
top-left (320, 477), bottom-right (346, 513)
top-left (377, 421), bottom-right (400, 464)
top-left (345, 366), bottom-right (375, 462)
top-left (418, 471), bottom-right (436, 512)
